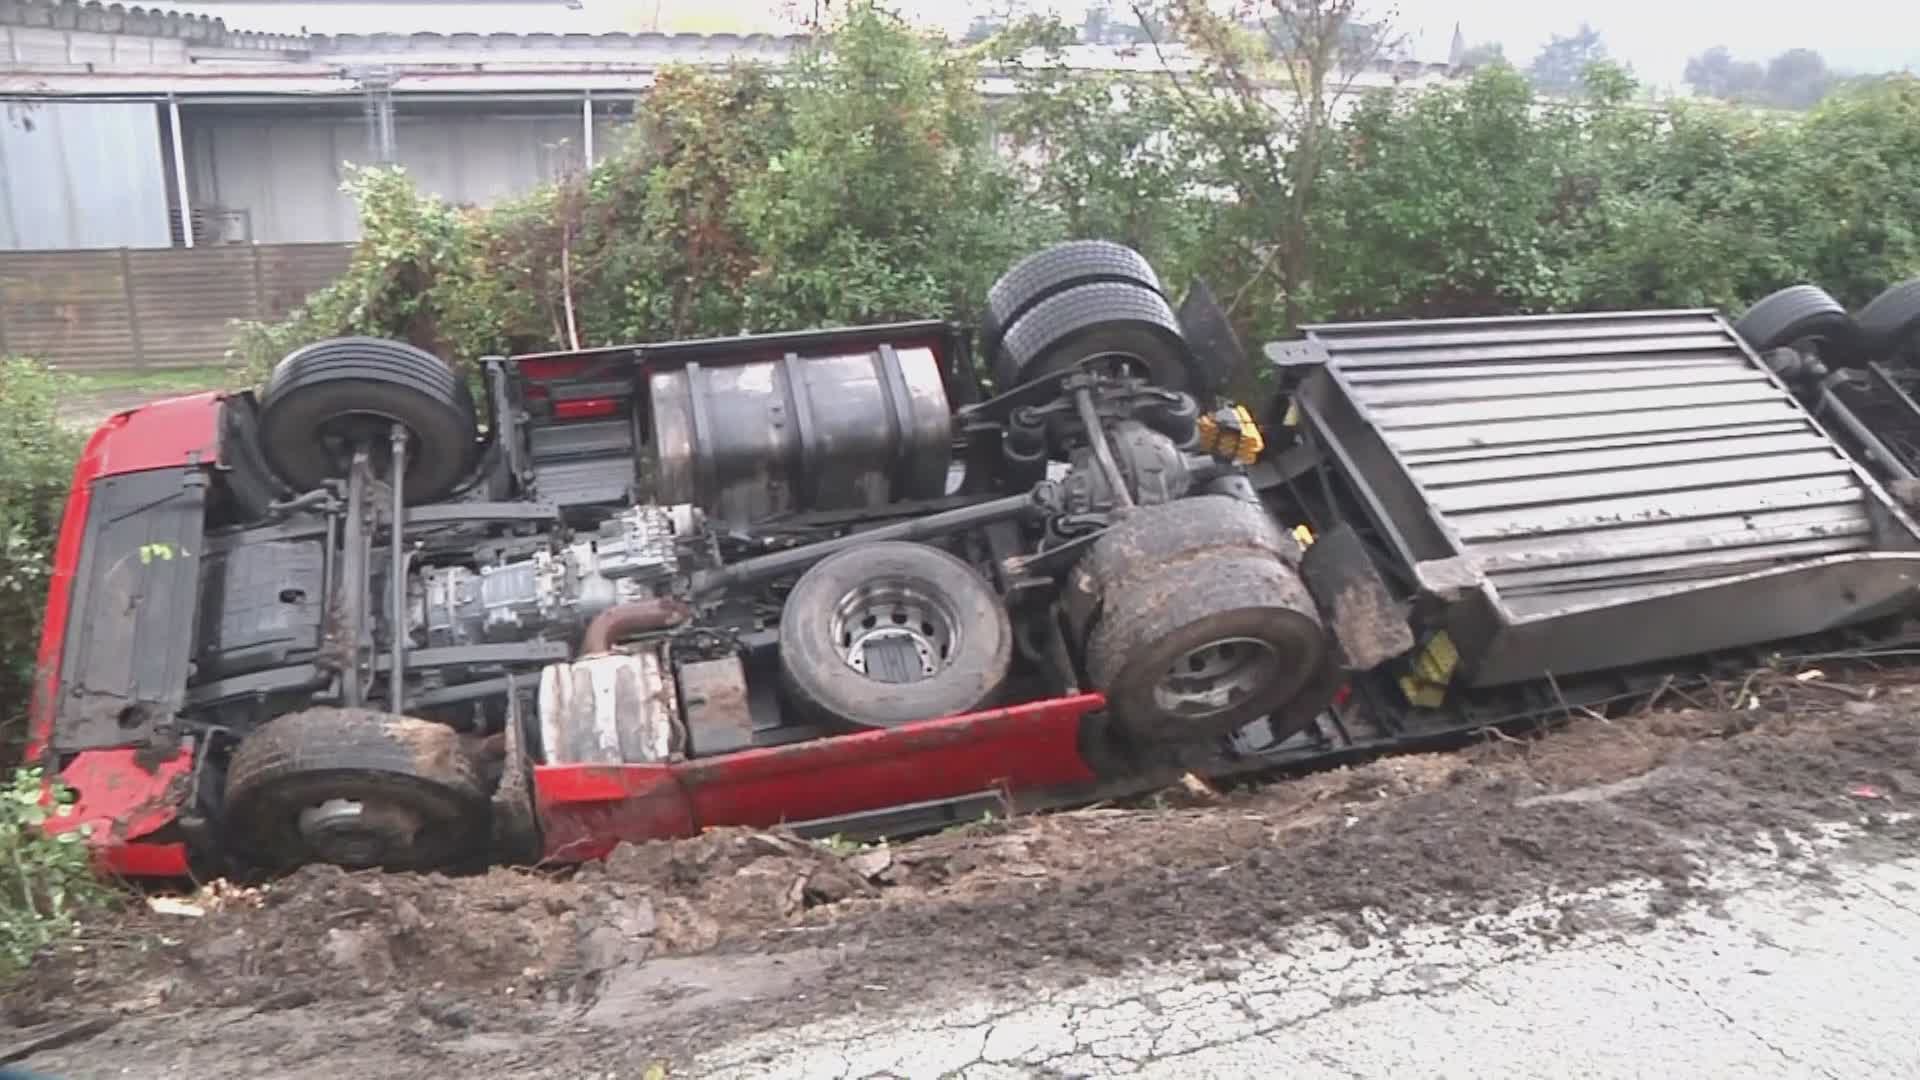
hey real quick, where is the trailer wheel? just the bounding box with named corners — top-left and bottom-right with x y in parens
top-left (259, 336), bottom-right (479, 503)
top-left (1733, 285), bottom-right (1860, 363)
top-left (224, 708), bottom-right (490, 871)
top-left (1855, 278), bottom-right (1920, 363)
top-left (981, 241), bottom-right (1165, 369)
top-left (995, 281), bottom-right (1192, 391)
top-left (779, 542), bottom-right (1012, 729)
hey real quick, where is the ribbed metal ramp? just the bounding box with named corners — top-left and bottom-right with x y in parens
top-left (1289, 310), bottom-right (1920, 686)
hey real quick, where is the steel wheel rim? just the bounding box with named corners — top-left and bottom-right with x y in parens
top-left (1153, 636), bottom-right (1284, 719)
top-left (297, 796), bottom-right (425, 868)
top-left (830, 578), bottom-right (960, 684)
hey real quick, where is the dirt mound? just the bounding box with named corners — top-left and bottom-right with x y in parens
top-left (773, 695), bottom-right (1920, 991)
top-left (3, 826), bottom-right (875, 1028)
top-left (5, 864), bottom-right (578, 1028)
top-left (8, 685), bottom-right (1920, 1076)
top-left (586, 828), bottom-right (874, 954)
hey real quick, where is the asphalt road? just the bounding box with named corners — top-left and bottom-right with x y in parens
top-left (692, 847), bottom-right (1920, 1078)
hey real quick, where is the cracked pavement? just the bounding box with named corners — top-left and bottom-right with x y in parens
top-left (685, 852), bottom-right (1920, 1078)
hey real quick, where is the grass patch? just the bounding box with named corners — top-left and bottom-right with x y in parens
top-left (56, 365), bottom-right (237, 396)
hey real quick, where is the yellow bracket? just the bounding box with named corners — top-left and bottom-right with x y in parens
top-left (1197, 404), bottom-right (1266, 465)
top-left (1398, 631), bottom-right (1459, 708)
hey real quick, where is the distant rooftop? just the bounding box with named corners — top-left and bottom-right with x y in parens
top-left (0, 0), bottom-right (1458, 99)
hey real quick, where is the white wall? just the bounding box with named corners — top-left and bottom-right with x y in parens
top-left (0, 101), bottom-right (172, 249)
top-left (186, 106), bottom-right (629, 243)
top-left (0, 23), bottom-right (192, 67)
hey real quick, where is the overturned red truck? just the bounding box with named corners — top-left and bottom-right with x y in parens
top-left (29, 244), bottom-right (1920, 876)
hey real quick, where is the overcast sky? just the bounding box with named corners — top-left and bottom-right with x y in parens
top-left (159, 0), bottom-right (1920, 88)
top-left (1385, 0), bottom-right (1920, 87)
top-left (897, 0), bottom-right (1920, 87)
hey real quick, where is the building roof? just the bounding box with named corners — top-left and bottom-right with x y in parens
top-left (0, 0), bottom-right (1458, 102)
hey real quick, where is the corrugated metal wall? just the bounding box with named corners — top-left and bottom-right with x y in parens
top-left (0, 101), bottom-right (173, 250)
top-left (186, 108), bottom-right (619, 244)
top-left (0, 243), bottom-right (351, 369)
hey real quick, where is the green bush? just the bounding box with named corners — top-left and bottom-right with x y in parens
top-left (1, 767), bottom-right (108, 977)
top-left (231, 21), bottom-right (1920, 376)
top-left (0, 357), bottom-right (82, 763)
top-left (234, 2), bottom-right (1048, 374)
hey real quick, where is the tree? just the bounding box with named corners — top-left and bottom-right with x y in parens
top-left (1528, 23), bottom-right (1607, 97)
top-left (1455, 41), bottom-right (1506, 70)
top-left (1685, 45), bottom-right (1837, 109)
top-left (1140, 0), bottom-right (1400, 331)
top-left (963, 15), bottom-right (1008, 43)
top-left (1764, 48), bottom-right (1834, 109)
top-left (1684, 45), bottom-right (1763, 100)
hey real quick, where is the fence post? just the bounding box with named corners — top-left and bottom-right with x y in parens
top-left (250, 245), bottom-right (267, 319)
top-left (120, 247), bottom-right (148, 370)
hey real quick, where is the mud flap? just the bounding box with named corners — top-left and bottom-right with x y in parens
top-left (1176, 279), bottom-right (1245, 397)
top-left (490, 676), bottom-right (543, 865)
top-left (1300, 523), bottom-right (1415, 671)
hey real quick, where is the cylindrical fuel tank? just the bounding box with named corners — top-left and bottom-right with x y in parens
top-left (649, 345), bottom-right (952, 525)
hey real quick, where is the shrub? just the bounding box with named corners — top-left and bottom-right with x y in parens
top-left (0, 357), bottom-right (83, 764)
top-left (0, 767), bottom-right (108, 977)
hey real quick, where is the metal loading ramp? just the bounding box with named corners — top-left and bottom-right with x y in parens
top-left (1289, 310), bottom-right (1920, 687)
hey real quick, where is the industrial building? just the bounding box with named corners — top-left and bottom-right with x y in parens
top-left (1, 0), bottom-right (805, 248)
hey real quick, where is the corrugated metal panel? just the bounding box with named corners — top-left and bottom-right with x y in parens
top-left (0, 243), bottom-right (350, 369)
top-left (1305, 311), bottom-right (1899, 614)
top-left (0, 102), bottom-right (172, 250)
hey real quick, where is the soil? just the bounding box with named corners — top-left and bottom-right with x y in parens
top-left (8, 682), bottom-right (1920, 1078)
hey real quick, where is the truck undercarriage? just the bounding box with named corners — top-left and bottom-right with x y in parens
top-left (30, 243), bottom-right (1920, 877)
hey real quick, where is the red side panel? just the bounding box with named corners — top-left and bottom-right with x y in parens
top-left (534, 694), bottom-right (1104, 862)
top-left (44, 748), bottom-right (194, 877)
top-left (30, 393), bottom-right (223, 875)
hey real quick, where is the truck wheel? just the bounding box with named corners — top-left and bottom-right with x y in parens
top-left (995, 281), bottom-right (1191, 392)
top-left (982, 241), bottom-right (1164, 368)
top-left (1063, 495), bottom-right (1299, 642)
top-left (1082, 505), bottom-right (1326, 747)
top-left (259, 336), bottom-right (479, 503)
top-left (779, 542), bottom-right (1012, 729)
top-left (224, 708), bottom-right (490, 871)
top-left (1855, 278), bottom-right (1920, 362)
top-left (1733, 285), bottom-right (1860, 362)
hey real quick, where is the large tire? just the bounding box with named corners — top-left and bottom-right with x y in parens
top-left (1855, 278), bottom-right (1920, 361)
top-left (982, 241), bottom-right (1164, 367)
top-left (259, 336), bottom-right (479, 503)
top-left (1063, 495), bottom-right (1299, 642)
top-left (1077, 500), bottom-right (1325, 748)
top-left (995, 281), bottom-right (1192, 391)
top-left (779, 542), bottom-right (1012, 729)
top-left (1087, 552), bottom-right (1327, 748)
top-left (1733, 285), bottom-right (1860, 361)
top-left (224, 708), bottom-right (490, 871)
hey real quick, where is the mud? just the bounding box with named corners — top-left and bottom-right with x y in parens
top-left (9, 684), bottom-right (1920, 1078)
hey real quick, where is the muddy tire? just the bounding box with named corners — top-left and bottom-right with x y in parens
top-left (224, 708), bottom-right (490, 871)
top-left (994, 282), bottom-right (1191, 392)
top-left (259, 336), bottom-right (479, 503)
top-left (1075, 499), bottom-right (1325, 747)
top-left (1733, 285), bottom-right (1859, 362)
top-left (1086, 552), bottom-right (1327, 748)
top-left (779, 542), bottom-right (1012, 729)
top-left (982, 242), bottom-right (1164, 369)
top-left (1063, 496), bottom-right (1300, 642)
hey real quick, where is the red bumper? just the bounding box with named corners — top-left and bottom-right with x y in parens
top-left (534, 694), bottom-right (1105, 862)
